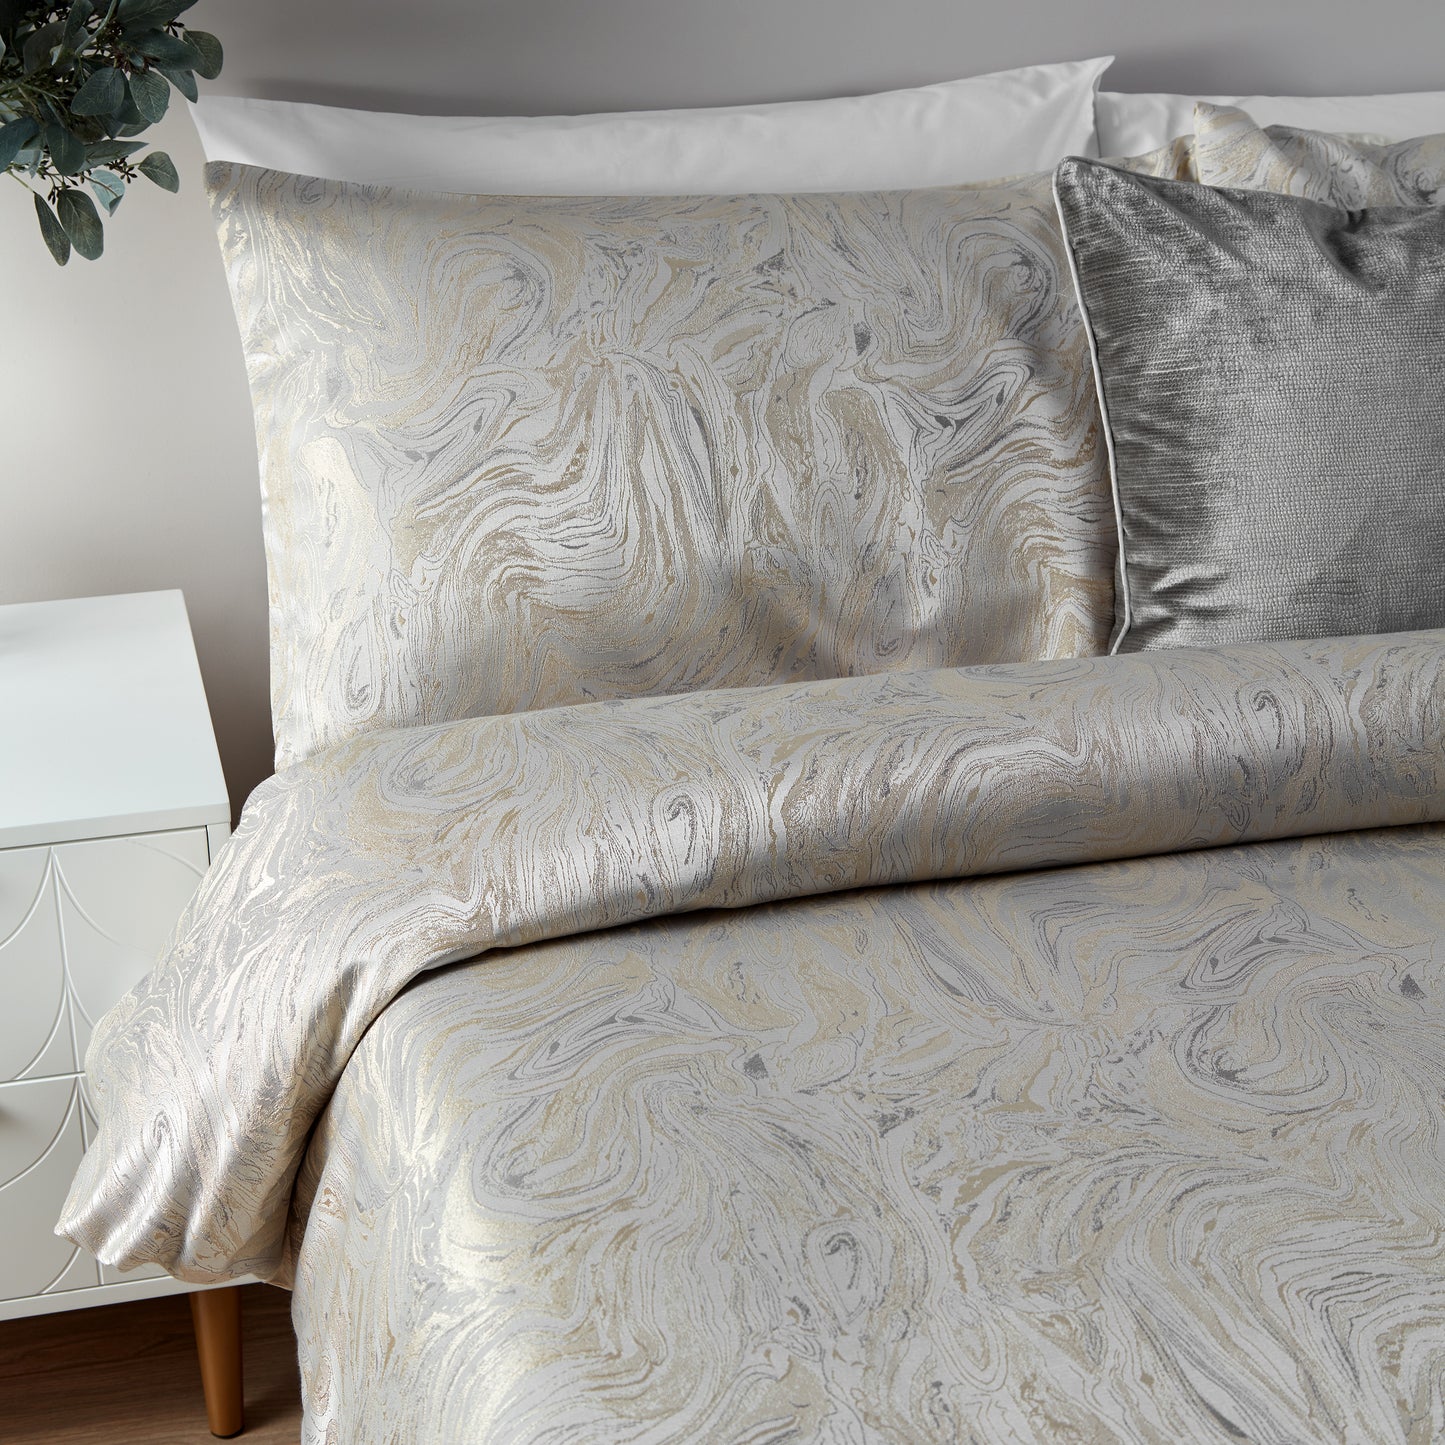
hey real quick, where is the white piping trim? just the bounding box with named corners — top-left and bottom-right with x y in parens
top-left (1053, 159), bottom-right (1133, 654)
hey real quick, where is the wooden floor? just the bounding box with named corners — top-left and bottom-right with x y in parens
top-left (0, 1285), bottom-right (302, 1444)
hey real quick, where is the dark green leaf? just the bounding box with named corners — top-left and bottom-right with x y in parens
top-left (43, 121), bottom-right (87, 174)
top-left (63, 0), bottom-right (96, 47)
top-left (89, 167), bottom-right (125, 213)
top-left (184, 28), bottom-right (221, 80)
top-left (117, 0), bottom-right (197, 29)
top-left (34, 193), bottom-right (71, 265)
top-left (70, 64), bottom-right (125, 115)
top-left (85, 137), bottom-right (144, 164)
top-left (116, 118), bottom-right (149, 137)
top-left (22, 20), bottom-right (66, 72)
top-left (0, 116), bottom-right (39, 170)
top-left (137, 147), bottom-right (178, 191)
top-left (111, 94), bottom-right (145, 127)
top-left (131, 28), bottom-right (199, 67)
top-left (158, 64), bottom-right (196, 102)
top-left (126, 67), bottom-right (169, 123)
top-left (57, 186), bottom-right (104, 259)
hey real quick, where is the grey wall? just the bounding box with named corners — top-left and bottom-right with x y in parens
top-left (4, 0), bottom-right (1442, 817)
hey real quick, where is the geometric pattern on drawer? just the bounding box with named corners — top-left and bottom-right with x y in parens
top-left (0, 846), bottom-right (68, 1081)
top-left (0, 829), bottom-right (210, 1082)
top-left (55, 830), bottom-right (210, 1063)
top-left (0, 1076), bottom-right (99, 1299)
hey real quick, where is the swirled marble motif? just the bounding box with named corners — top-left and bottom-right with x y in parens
top-left (1194, 103), bottom-right (1445, 205)
top-left (208, 162), bottom-right (1123, 767)
top-left (291, 823), bottom-right (1445, 1444)
top-left (58, 635), bottom-right (1445, 1440)
top-left (60, 631), bottom-right (1444, 1271)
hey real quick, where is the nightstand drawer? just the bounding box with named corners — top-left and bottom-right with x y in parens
top-left (0, 1076), bottom-right (100, 1301)
top-left (0, 829), bottom-right (212, 1083)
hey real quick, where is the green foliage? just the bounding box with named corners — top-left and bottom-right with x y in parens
top-left (33, 189), bottom-right (68, 262)
top-left (56, 181), bottom-right (100, 254)
top-left (87, 163), bottom-right (121, 209)
top-left (1, 0), bottom-right (223, 264)
top-left (126, 64), bottom-right (168, 121)
top-left (70, 62), bottom-right (121, 114)
top-left (135, 144), bottom-right (173, 188)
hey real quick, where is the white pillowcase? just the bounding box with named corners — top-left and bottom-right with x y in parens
top-left (1097, 89), bottom-right (1445, 157)
top-left (189, 57), bottom-right (1110, 195)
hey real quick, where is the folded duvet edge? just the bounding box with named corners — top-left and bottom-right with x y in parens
top-left (58, 630), bottom-right (1445, 1282)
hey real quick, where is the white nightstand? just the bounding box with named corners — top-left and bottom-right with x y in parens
top-left (0, 590), bottom-right (232, 1323)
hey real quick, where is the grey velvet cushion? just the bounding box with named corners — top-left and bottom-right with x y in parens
top-left (1053, 158), bottom-right (1445, 652)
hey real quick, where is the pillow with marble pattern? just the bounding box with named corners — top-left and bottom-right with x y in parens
top-left (1193, 102), bottom-right (1445, 206)
top-left (1054, 158), bottom-right (1445, 653)
top-left (208, 158), bottom-right (1191, 768)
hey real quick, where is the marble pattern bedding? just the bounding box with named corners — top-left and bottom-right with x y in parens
top-left (208, 148), bottom-right (1187, 769)
top-left (294, 823), bottom-right (1445, 1444)
top-left (58, 632), bottom-right (1445, 1441)
top-left (1192, 102), bottom-right (1445, 205)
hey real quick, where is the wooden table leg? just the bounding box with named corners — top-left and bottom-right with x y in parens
top-left (190, 1285), bottom-right (245, 1437)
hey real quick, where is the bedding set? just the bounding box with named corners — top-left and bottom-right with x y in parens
top-left (61, 60), bottom-right (1445, 1444)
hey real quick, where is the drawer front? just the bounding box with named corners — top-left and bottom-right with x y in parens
top-left (0, 1076), bottom-right (100, 1301)
top-left (55, 830), bottom-right (211, 1062)
top-left (0, 828), bottom-right (211, 1083)
top-left (0, 846), bottom-right (69, 1082)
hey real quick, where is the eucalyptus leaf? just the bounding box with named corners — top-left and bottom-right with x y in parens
top-left (112, 95), bottom-right (145, 127)
top-left (70, 64), bottom-right (125, 116)
top-left (43, 120), bottom-right (88, 174)
top-left (136, 147), bottom-right (178, 191)
top-left (85, 137), bottom-right (145, 164)
top-left (63, 0), bottom-right (96, 47)
top-left (185, 28), bottom-right (221, 80)
top-left (57, 186), bottom-right (104, 258)
top-left (34, 193), bottom-right (72, 265)
top-left (5, 0), bottom-right (220, 266)
top-left (89, 167), bottom-right (125, 213)
top-left (126, 66), bottom-right (169, 123)
top-left (117, 0), bottom-right (197, 29)
top-left (131, 29), bottom-right (200, 67)
top-left (22, 20), bottom-right (67, 72)
top-left (158, 64), bottom-right (197, 102)
top-left (0, 115), bottom-right (38, 170)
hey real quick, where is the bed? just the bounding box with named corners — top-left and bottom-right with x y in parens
top-left (60, 77), bottom-right (1445, 1444)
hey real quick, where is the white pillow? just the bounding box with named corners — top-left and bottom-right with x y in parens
top-left (1097, 89), bottom-right (1445, 157)
top-left (190, 57), bottom-right (1110, 195)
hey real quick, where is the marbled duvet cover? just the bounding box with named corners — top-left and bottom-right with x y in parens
top-left (60, 632), bottom-right (1445, 1443)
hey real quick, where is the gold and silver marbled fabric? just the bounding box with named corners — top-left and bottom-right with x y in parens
top-left (292, 821), bottom-right (1445, 1444)
top-left (56, 632), bottom-right (1445, 1441)
top-left (208, 162), bottom-right (1120, 767)
top-left (1193, 102), bottom-right (1445, 205)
